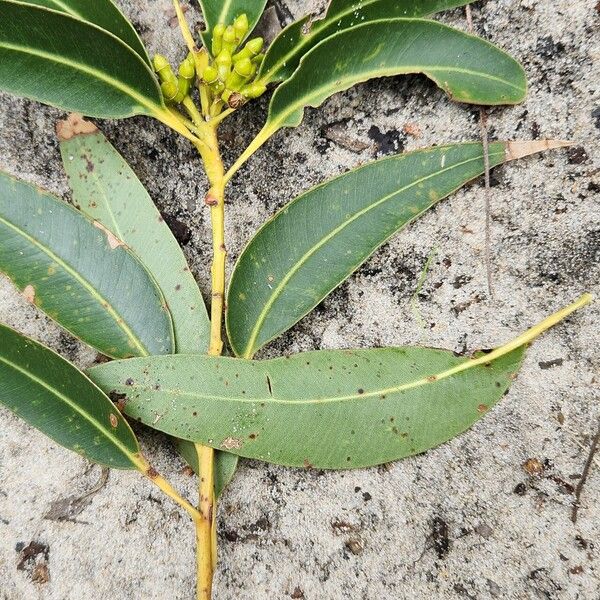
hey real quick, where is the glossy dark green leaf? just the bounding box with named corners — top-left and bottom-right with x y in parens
top-left (0, 323), bottom-right (142, 469)
top-left (17, 0), bottom-right (150, 65)
top-left (0, 171), bottom-right (174, 359)
top-left (229, 18), bottom-right (527, 173)
top-left (259, 0), bottom-right (473, 84)
top-left (58, 116), bottom-right (210, 354)
top-left (227, 141), bottom-right (565, 358)
top-left (199, 0), bottom-right (267, 50)
top-left (0, 1), bottom-right (165, 119)
top-left (176, 439), bottom-right (239, 498)
top-left (88, 295), bottom-right (591, 469)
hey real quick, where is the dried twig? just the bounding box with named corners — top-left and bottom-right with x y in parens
top-left (466, 5), bottom-right (494, 298)
top-left (571, 421), bottom-right (600, 523)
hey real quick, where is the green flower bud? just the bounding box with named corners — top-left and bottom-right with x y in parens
top-left (232, 37), bottom-right (264, 63)
top-left (153, 54), bottom-right (177, 84)
top-left (179, 56), bottom-right (195, 82)
top-left (222, 26), bottom-right (237, 54)
top-left (252, 53), bottom-right (265, 67)
top-left (240, 82), bottom-right (267, 100)
top-left (233, 14), bottom-right (249, 41)
top-left (225, 57), bottom-right (253, 91)
top-left (210, 79), bottom-right (225, 95)
top-left (215, 48), bottom-right (232, 80)
top-left (174, 77), bottom-right (190, 103)
top-left (202, 65), bottom-right (219, 85)
top-left (212, 23), bottom-right (226, 56)
top-left (161, 80), bottom-right (178, 102)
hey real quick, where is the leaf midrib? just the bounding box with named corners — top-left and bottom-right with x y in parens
top-left (0, 351), bottom-right (137, 461)
top-left (117, 344), bottom-right (518, 408)
top-left (0, 212), bottom-right (149, 356)
top-left (0, 39), bottom-right (159, 115)
top-left (240, 149), bottom-right (505, 357)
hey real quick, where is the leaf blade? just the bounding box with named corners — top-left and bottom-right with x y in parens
top-left (16, 0), bottom-right (151, 65)
top-left (0, 171), bottom-right (174, 359)
top-left (226, 141), bottom-right (563, 358)
top-left (259, 0), bottom-right (473, 83)
top-left (0, 323), bottom-right (141, 469)
top-left (0, 1), bottom-right (163, 119)
top-left (88, 295), bottom-right (592, 469)
top-left (58, 117), bottom-right (210, 354)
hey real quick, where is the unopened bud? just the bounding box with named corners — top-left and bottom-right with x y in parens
top-left (215, 48), bottom-right (232, 80)
top-left (225, 57), bottom-right (253, 91)
top-left (202, 65), bottom-right (219, 85)
top-left (212, 23), bottom-right (226, 56)
top-left (240, 82), bottom-right (267, 100)
top-left (153, 54), bottom-right (177, 84)
top-left (222, 26), bottom-right (237, 54)
top-left (233, 14), bottom-right (249, 41)
top-left (179, 56), bottom-right (195, 82)
top-left (161, 80), bottom-right (178, 102)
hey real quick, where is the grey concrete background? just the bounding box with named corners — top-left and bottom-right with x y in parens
top-left (0, 1), bottom-right (598, 598)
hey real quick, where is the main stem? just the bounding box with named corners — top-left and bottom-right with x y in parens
top-left (191, 123), bottom-right (226, 600)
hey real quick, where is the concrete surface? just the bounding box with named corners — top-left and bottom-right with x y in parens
top-left (0, 1), bottom-right (598, 598)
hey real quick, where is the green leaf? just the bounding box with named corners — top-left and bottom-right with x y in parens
top-left (176, 439), bottom-right (239, 498)
top-left (228, 18), bottom-right (527, 175)
top-left (227, 141), bottom-right (566, 358)
top-left (58, 116), bottom-right (210, 354)
top-left (16, 0), bottom-right (151, 65)
top-left (199, 0), bottom-right (267, 51)
top-left (0, 1), bottom-right (165, 119)
top-left (88, 295), bottom-right (591, 469)
top-left (0, 171), bottom-right (174, 359)
top-left (0, 323), bottom-right (142, 469)
top-left (259, 0), bottom-right (473, 84)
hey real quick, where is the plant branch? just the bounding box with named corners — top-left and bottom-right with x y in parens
top-left (571, 420), bottom-right (600, 523)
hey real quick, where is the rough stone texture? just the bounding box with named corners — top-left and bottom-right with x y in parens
top-left (0, 1), bottom-right (598, 598)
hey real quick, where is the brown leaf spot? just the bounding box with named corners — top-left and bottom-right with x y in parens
top-left (427, 375), bottom-right (437, 382)
top-left (146, 467), bottom-right (159, 479)
top-left (303, 459), bottom-right (313, 469)
top-left (220, 437), bottom-right (243, 450)
top-left (477, 404), bottom-right (488, 413)
top-left (109, 413), bottom-right (118, 428)
top-left (93, 221), bottom-right (125, 250)
top-left (22, 285), bottom-right (35, 303)
top-left (56, 113), bottom-right (97, 141)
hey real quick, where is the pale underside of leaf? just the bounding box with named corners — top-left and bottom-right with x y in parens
top-left (58, 117), bottom-right (211, 354)
top-left (89, 294), bottom-right (592, 469)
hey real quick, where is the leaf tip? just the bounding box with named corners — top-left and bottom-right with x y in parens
top-left (56, 113), bottom-right (98, 142)
top-left (504, 139), bottom-right (573, 161)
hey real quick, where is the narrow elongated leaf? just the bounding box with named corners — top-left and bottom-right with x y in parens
top-left (230, 18), bottom-right (527, 172)
top-left (0, 1), bottom-right (164, 119)
top-left (199, 0), bottom-right (267, 51)
top-left (0, 172), bottom-right (174, 359)
top-left (17, 0), bottom-right (150, 65)
top-left (0, 323), bottom-right (142, 469)
top-left (176, 439), bottom-right (239, 498)
top-left (88, 296), bottom-right (591, 469)
top-left (259, 0), bottom-right (472, 84)
top-left (58, 116), bottom-right (210, 354)
top-left (227, 141), bottom-right (567, 358)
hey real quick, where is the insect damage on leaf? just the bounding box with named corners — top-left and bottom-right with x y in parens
top-left (93, 221), bottom-right (126, 250)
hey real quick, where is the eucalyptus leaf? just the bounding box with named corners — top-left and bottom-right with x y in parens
top-left (0, 0), bottom-right (164, 119)
top-left (176, 439), bottom-right (239, 498)
top-left (0, 171), bottom-right (174, 359)
top-left (228, 18), bottom-right (527, 175)
top-left (259, 0), bottom-right (473, 84)
top-left (58, 116), bottom-right (210, 354)
top-left (199, 0), bottom-right (268, 51)
top-left (88, 295), bottom-right (590, 469)
top-left (0, 323), bottom-right (142, 469)
top-left (17, 0), bottom-right (150, 65)
top-left (227, 141), bottom-right (566, 358)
